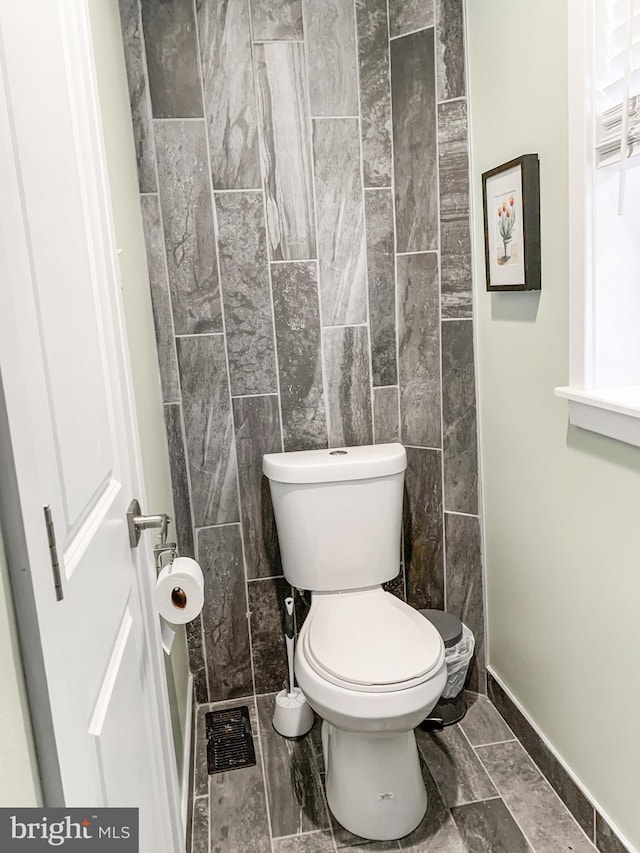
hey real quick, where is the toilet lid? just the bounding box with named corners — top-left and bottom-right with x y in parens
top-left (304, 589), bottom-right (444, 692)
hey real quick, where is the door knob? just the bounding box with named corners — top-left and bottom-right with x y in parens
top-left (126, 498), bottom-right (170, 548)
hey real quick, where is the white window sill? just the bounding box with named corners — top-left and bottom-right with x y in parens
top-left (555, 385), bottom-right (640, 447)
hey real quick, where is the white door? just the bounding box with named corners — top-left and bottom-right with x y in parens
top-left (0, 2), bottom-right (182, 850)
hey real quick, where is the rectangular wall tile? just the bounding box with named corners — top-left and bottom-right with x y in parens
top-left (197, 0), bottom-right (261, 189)
top-left (140, 195), bottom-right (180, 402)
top-left (154, 120), bottom-right (222, 334)
top-left (185, 616), bottom-right (209, 702)
top-left (437, 99), bottom-right (467, 195)
top-left (254, 43), bottom-right (316, 260)
top-left (194, 705), bottom-right (209, 797)
top-left (232, 395), bottom-right (282, 580)
top-left (216, 192), bottom-right (278, 395)
top-left (257, 694), bottom-right (329, 837)
top-left (404, 447), bottom-right (444, 610)
top-left (373, 386), bottom-right (399, 444)
top-left (176, 335), bottom-right (239, 526)
top-left (355, 0), bottom-right (392, 187)
top-left (140, 0), bottom-right (203, 118)
top-left (415, 725), bottom-right (497, 806)
top-left (442, 320), bottom-right (478, 513)
top-left (248, 577), bottom-right (291, 694)
top-left (435, 0), bottom-right (466, 101)
top-left (442, 242), bottom-right (473, 331)
top-left (313, 119), bottom-right (367, 325)
top-left (391, 28), bottom-right (438, 253)
top-left (197, 525), bottom-right (253, 701)
top-left (163, 404), bottom-right (195, 559)
top-left (487, 674), bottom-right (595, 839)
top-left (271, 262), bottom-right (328, 450)
top-left (365, 189), bottom-right (396, 385)
top-left (210, 739), bottom-right (272, 853)
top-left (441, 219), bottom-right (473, 320)
top-left (118, 0), bottom-right (157, 193)
top-left (445, 512), bottom-right (485, 692)
top-left (164, 404), bottom-right (207, 701)
top-left (185, 617), bottom-right (208, 705)
top-left (250, 0), bottom-right (303, 40)
top-left (303, 0), bottom-right (358, 116)
top-left (451, 799), bottom-right (532, 853)
top-left (323, 325), bottom-right (373, 448)
top-left (398, 253), bottom-right (441, 448)
top-left (476, 741), bottom-right (594, 853)
top-left (439, 100), bottom-right (472, 318)
top-left (388, 0), bottom-right (434, 39)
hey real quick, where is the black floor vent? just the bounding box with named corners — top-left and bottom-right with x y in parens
top-left (206, 705), bottom-right (256, 774)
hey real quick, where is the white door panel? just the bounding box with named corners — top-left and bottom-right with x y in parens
top-left (3, 0), bottom-right (116, 530)
top-left (89, 591), bottom-right (166, 852)
top-left (0, 2), bottom-right (181, 850)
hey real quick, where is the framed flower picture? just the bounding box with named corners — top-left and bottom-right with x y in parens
top-left (482, 154), bottom-right (541, 291)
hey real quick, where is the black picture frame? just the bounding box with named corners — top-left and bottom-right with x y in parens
top-left (482, 154), bottom-right (541, 292)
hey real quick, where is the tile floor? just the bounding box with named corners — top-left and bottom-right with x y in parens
top-left (190, 692), bottom-right (596, 853)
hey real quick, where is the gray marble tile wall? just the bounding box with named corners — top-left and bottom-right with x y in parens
top-left (119, 0), bottom-right (484, 701)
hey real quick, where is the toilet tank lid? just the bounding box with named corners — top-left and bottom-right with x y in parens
top-left (263, 443), bottom-right (407, 484)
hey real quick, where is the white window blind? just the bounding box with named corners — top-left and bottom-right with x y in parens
top-left (596, 0), bottom-right (640, 174)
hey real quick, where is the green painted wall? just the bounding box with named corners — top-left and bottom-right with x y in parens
top-left (468, 1), bottom-right (640, 848)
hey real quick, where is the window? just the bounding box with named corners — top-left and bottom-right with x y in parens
top-left (556, 0), bottom-right (640, 446)
top-left (596, 1), bottom-right (640, 170)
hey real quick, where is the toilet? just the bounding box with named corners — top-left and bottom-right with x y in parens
top-left (262, 443), bottom-right (447, 841)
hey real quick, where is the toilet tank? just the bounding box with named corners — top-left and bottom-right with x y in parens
top-left (263, 443), bottom-right (406, 592)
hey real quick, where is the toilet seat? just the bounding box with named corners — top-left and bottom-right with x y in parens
top-left (302, 589), bottom-right (444, 693)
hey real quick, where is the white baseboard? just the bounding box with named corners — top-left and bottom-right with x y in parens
top-left (181, 674), bottom-right (194, 838)
top-left (488, 666), bottom-right (636, 853)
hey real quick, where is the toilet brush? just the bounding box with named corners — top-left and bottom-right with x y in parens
top-left (272, 596), bottom-right (315, 738)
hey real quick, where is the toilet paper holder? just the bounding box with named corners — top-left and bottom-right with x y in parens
top-left (154, 540), bottom-right (178, 571)
top-left (126, 499), bottom-right (178, 570)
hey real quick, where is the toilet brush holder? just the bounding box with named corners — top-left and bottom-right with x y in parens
top-left (272, 596), bottom-right (315, 738)
top-left (272, 687), bottom-right (315, 738)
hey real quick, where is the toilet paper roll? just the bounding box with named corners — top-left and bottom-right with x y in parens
top-left (154, 556), bottom-right (204, 624)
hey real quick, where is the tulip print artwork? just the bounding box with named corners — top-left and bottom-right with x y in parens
top-left (484, 163), bottom-right (526, 284)
top-left (482, 154), bottom-right (540, 291)
top-left (496, 193), bottom-right (517, 265)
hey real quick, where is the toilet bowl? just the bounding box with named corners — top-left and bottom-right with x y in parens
top-left (262, 443), bottom-right (447, 841)
top-left (296, 587), bottom-right (446, 840)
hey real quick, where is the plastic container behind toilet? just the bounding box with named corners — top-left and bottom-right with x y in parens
top-left (419, 609), bottom-right (475, 727)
